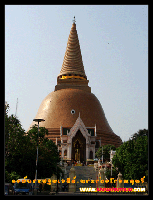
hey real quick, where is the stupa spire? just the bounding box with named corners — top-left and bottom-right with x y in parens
top-left (58, 18), bottom-right (87, 80)
top-left (72, 16), bottom-right (76, 24)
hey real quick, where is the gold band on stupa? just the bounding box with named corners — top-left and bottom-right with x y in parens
top-left (61, 75), bottom-right (86, 80)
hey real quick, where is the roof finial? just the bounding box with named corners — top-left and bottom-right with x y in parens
top-left (72, 16), bottom-right (76, 24)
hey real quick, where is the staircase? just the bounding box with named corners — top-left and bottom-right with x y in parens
top-left (66, 166), bottom-right (98, 192)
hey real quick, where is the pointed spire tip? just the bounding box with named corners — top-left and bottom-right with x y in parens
top-left (72, 16), bottom-right (76, 24)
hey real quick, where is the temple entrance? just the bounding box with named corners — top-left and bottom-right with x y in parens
top-left (72, 130), bottom-right (86, 163)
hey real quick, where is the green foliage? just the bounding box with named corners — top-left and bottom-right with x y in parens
top-left (105, 167), bottom-right (118, 187)
top-left (112, 129), bottom-right (148, 181)
top-left (95, 144), bottom-right (116, 161)
top-left (130, 129), bottom-right (148, 140)
top-left (5, 170), bottom-right (20, 183)
top-left (5, 102), bottom-right (61, 181)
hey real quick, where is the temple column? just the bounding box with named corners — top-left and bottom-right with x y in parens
top-left (93, 145), bottom-right (95, 159)
top-left (61, 147), bottom-right (64, 158)
top-left (86, 144), bottom-right (89, 160)
top-left (67, 143), bottom-right (71, 159)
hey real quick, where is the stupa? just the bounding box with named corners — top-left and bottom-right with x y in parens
top-left (29, 18), bottom-right (122, 162)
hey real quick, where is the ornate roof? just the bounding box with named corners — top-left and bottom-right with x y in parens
top-left (58, 21), bottom-right (87, 79)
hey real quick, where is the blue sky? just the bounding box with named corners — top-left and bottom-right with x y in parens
top-left (5, 5), bottom-right (148, 142)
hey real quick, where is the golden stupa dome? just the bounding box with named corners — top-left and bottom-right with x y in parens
top-left (28, 19), bottom-right (122, 147)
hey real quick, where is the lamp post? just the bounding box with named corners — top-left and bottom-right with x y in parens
top-left (33, 118), bottom-right (45, 195)
top-left (102, 146), bottom-right (103, 164)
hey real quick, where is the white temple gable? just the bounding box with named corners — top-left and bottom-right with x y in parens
top-left (67, 115), bottom-right (90, 144)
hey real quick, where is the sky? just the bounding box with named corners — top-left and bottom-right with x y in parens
top-left (5, 5), bottom-right (148, 142)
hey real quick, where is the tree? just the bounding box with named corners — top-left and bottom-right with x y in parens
top-left (105, 167), bottom-right (118, 187)
top-left (130, 129), bottom-right (148, 140)
top-left (5, 102), bottom-right (28, 181)
top-left (95, 144), bottom-right (116, 161)
top-left (112, 129), bottom-right (148, 181)
top-left (27, 125), bottom-right (61, 179)
top-left (5, 170), bottom-right (20, 183)
top-left (5, 103), bottom-right (61, 181)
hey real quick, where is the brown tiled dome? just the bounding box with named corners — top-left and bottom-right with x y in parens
top-left (30, 89), bottom-right (111, 130)
top-left (29, 88), bottom-right (122, 147)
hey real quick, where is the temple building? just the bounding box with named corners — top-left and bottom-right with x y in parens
top-left (29, 18), bottom-right (122, 163)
